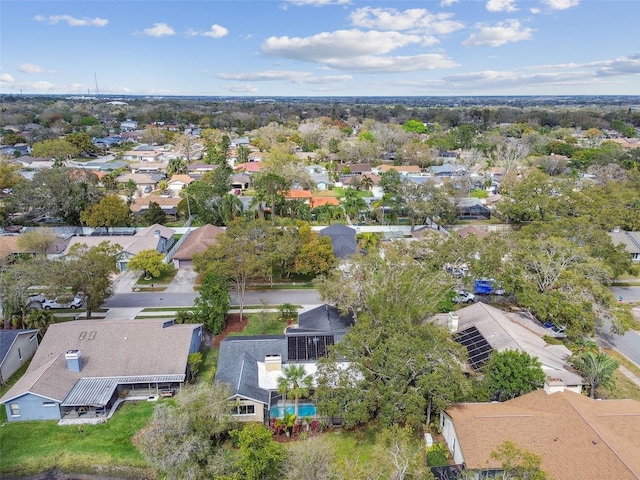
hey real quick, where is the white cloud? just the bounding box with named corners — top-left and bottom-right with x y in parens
top-left (528, 53), bottom-right (640, 76)
top-left (325, 54), bottom-right (458, 72)
top-left (188, 24), bottom-right (229, 38)
top-left (349, 7), bottom-right (464, 35)
top-left (486, 0), bottom-right (518, 12)
top-left (284, 0), bottom-right (351, 6)
top-left (530, 7), bottom-right (541, 13)
top-left (223, 83), bottom-right (258, 93)
top-left (463, 20), bottom-right (534, 47)
top-left (217, 70), bottom-right (352, 84)
top-left (262, 29), bottom-right (421, 61)
top-left (0, 73), bottom-right (15, 82)
top-left (34, 14), bottom-right (108, 27)
top-left (18, 63), bottom-right (43, 74)
top-left (441, 0), bottom-right (460, 6)
top-left (143, 23), bottom-right (176, 37)
top-left (542, 0), bottom-right (579, 10)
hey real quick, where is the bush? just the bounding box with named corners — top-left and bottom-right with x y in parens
top-left (426, 442), bottom-right (450, 467)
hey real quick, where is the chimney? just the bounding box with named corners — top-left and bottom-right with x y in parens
top-left (65, 350), bottom-right (83, 372)
top-left (265, 354), bottom-right (282, 372)
top-left (154, 229), bottom-right (160, 238)
top-left (612, 226), bottom-right (620, 233)
top-left (448, 312), bottom-right (459, 333)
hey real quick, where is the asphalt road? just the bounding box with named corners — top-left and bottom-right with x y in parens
top-left (600, 286), bottom-right (640, 366)
top-left (104, 289), bottom-right (321, 308)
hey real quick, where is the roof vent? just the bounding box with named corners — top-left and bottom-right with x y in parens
top-left (265, 354), bottom-right (282, 372)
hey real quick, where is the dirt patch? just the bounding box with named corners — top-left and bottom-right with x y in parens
top-left (212, 314), bottom-right (246, 348)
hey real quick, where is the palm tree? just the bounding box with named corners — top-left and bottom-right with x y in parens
top-left (360, 174), bottom-right (374, 192)
top-left (277, 364), bottom-right (313, 423)
top-left (220, 193), bottom-right (243, 225)
top-left (571, 351), bottom-right (619, 398)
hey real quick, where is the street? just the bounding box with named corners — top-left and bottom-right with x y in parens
top-left (104, 289), bottom-right (321, 308)
top-left (600, 286), bottom-right (640, 366)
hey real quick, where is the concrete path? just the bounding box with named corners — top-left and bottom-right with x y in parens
top-left (618, 364), bottom-right (640, 389)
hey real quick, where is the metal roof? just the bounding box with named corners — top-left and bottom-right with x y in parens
top-left (61, 374), bottom-right (185, 407)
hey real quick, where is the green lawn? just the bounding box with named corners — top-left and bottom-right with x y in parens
top-left (136, 266), bottom-right (178, 285)
top-left (0, 401), bottom-right (155, 476)
top-left (228, 312), bottom-right (287, 336)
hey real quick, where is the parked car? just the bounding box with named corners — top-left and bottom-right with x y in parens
top-left (473, 278), bottom-right (505, 295)
top-left (453, 290), bottom-right (475, 304)
top-left (143, 185), bottom-right (152, 194)
top-left (42, 297), bottom-right (83, 310)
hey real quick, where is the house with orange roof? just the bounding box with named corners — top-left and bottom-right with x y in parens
top-left (441, 389), bottom-right (640, 480)
top-left (285, 190), bottom-right (313, 205)
top-left (235, 162), bottom-right (261, 173)
top-left (310, 197), bottom-right (340, 209)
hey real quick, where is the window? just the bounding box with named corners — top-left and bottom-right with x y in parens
top-left (9, 403), bottom-right (20, 416)
top-left (43, 402), bottom-right (56, 407)
top-left (233, 405), bottom-right (255, 415)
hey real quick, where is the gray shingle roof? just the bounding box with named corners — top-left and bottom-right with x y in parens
top-left (296, 304), bottom-right (353, 334)
top-left (1, 319), bottom-right (201, 403)
top-left (0, 329), bottom-right (38, 366)
top-left (215, 335), bottom-right (287, 405)
top-left (319, 224), bottom-right (357, 259)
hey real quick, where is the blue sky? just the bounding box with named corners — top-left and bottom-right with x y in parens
top-left (1, 0), bottom-right (638, 96)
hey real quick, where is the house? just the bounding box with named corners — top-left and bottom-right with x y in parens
top-left (441, 389), bottom-right (640, 480)
top-left (234, 162), bottom-right (261, 174)
top-left (122, 150), bottom-right (163, 162)
top-left (230, 137), bottom-right (250, 148)
top-left (0, 329), bottom-right (39, 383)
top-left (0, 319), bottom-right (202, 422)
top-left (457, 198), bottom-right (491, 220)
top-left (378, 165), bottom-right (422, 175)
top-left (167, 174), bottom-right (195, 191)
top-left (456, 225), bottom-right (489, 240)
top-left (187, 162), bottom-right (217, 175)
top-left (609, 229), bottom-right (640, 263)
top-left (285, 190), bottom-right (313, 205)
top-left (345, 164), bottom-right (372, 176)
top-left (214, 305), bottom-right (352, 424)
top-left (319, 224), bottom-right (357, 259)
top-left (172, 224), bottom-right (225, 268)
top-left (116, 172), bottom-right (163, 192)
top-left (130, 195), bottom-right (181, 219)
top-left (63, 224), bottom-right (175, 271)
top-left (438, 302), bottom-right (585, 392)
top-left (230, 173), bottom-right (251, 191)
top-left (129, 162), bottom-right (165, 174)
top-left (119, 119), bottom-right (139, 131)
top-left (430, 164), bottom-right (467, 177)
top-left (310, 197), bottom-right (340, 209)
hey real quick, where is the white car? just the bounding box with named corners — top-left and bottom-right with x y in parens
top-left (453, 290), bottom-right (475, 304)
top-left (42, 297), bottom-right (83, 310)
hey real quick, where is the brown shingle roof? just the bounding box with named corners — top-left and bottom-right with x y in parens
top-left (446, 389), bottom-right (640, 480)
top-left (173, 224), bottom-right (225, 261)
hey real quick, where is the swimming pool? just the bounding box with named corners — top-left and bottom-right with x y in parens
top-left (270, 403), bottom-right (317, 418)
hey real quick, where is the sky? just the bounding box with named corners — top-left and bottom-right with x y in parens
top-left (1, 0), bottom-right (639, 97)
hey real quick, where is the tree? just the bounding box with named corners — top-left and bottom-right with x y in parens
top-left (135, 383), bottom-right (236, 480)
top-left (80, 195), bottom-right (131, 232)
top-left (173, 133), bottom-right (200, 163)
top-left (277, 364), bottom-right (313, 422)
top-left (187, 352), bottom-right (203, 382)
top-left (123, 179), bottom-right (138, 205)
top-left (65, 132), bottom-right (97, 155)
top-left (25, 309), bottom-right (55, 336)
top-left (194, 273), bottom-right (230, 335)
top-left (127, 249), bottom-right (169, 279)
top-left (284, 437), bottom-right (334, 480)
top-left (232, 423), bottom-right (285, 480)
top-left (140, 125), bottom-right (167, 145)
top-left (0, 258), bottom-right (50, 328)
top-left (17, 229), bottom-right (56, 256)
top-left (293, 225), bottom-right (335, 276)
top-left (570, 351), bottom-right (618, 398)
top-left (7, 168), bottom-right (103, 225)
top-left (166, 157), bottom-right (188, 176)
top-left (253, 172), bottom-right (290, 219)
top-left (193, 218), bottom-right (270, 322)
top-left (487, 441), bottom-right (548, 480)
top-left (58, 242), bottom-right (120, 319)
top-left (141, 201), bottom-right (167, 226)
top-left (0, 159), bottom-right (23, 190)
top-left (402, 119), bottom-right (428, 134)
top-left (31, 138), bottom-right (79, 164)
top-left (483, 350), bottom-right (546, 402)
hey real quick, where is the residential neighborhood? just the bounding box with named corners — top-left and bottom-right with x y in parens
top-left (1, 94), bottom-right (640, 479)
